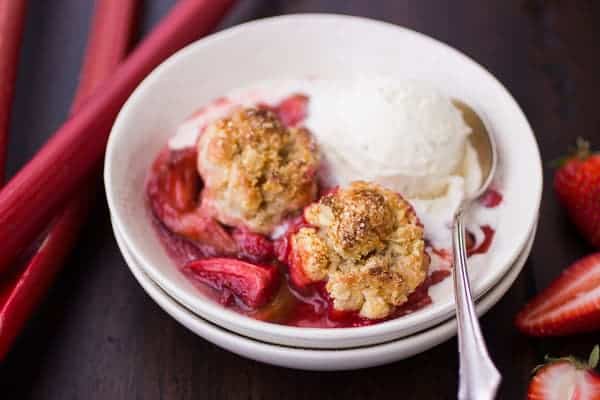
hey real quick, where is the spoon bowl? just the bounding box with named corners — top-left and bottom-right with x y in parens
top-left (453, 100), bottom-right (497, 200)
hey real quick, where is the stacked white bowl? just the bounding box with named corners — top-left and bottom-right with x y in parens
top-left (104, 15), bottom-right (542, 370)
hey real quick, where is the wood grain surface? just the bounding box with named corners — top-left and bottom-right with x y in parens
top-left (1, 1), bottom-right (599, 399)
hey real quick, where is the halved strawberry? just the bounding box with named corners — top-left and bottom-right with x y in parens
top-left (276, 94), bottom-right (308, 127)
top-left (185, 258), bottom-right (280, 309)
top-left (527, 346), bottom-right (600, 400)
top-left (515, 253), bottom-right (600, 336)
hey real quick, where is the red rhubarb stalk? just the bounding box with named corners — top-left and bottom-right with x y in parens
top-left (0, 0), bottom-right (138, 360)
top-left (0, 0), bottom-right (28, 184)
top-left (0, 0), bottom-right (237, 274)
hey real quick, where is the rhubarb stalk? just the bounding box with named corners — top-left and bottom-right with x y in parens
top-left (0, 0), bottom-right (237, 274)
top-left (0, 0), bottom-right (28, 183)
top-left (0, 0), bottom-right (138, 359)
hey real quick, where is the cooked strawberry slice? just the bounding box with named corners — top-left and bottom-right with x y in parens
top-left (232, 228), bottom-right (274, 262)
top-left (175, 213), bottom-right (238, 256)
top-left (284, 223), bottom-right (321, 289)
top-left (147, 147), bottom-right (237, 256)
top-left (516, 253), bottom-right (600, 336)
top-left (276, 94), bottom-right (308, 127)
top-left (148, 148), bottom-right (200, 213)
top-left (287, 241), bottom-right (315, 289)
top-left (527, 346), bottom-right (600, 400)
top-left (185, 258), bottom-right (280, 308)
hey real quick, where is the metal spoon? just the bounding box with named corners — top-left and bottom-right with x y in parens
top-left (451, 100), bottom-right (501, 400)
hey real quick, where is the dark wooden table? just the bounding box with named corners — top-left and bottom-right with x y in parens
top-left (1, 1), bottom-right (599, 398)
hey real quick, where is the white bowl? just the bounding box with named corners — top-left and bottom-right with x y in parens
top-left (105, 14), bottom-right (542, 349)
top-left (114, 216), bottom-right (537, 370)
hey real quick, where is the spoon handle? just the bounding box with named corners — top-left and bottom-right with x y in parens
top-left (452, 208), bottom-right (501, 400)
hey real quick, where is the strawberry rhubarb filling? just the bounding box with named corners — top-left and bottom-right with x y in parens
top-left (146, 79), bottom-right (503, 327)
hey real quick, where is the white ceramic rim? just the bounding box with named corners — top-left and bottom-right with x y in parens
top-left (105, 14), bottom-right (543, 348)
top-left (115, 217), bottom-right (537, 370)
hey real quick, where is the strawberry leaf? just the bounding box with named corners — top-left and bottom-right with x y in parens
top-left (550, 137), bottom-right (593, 168)
top-left (589, 345), bottom-right (599, 369)
top-left (575, 137), bottom-right (591, 160)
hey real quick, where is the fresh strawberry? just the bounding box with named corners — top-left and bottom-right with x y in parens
top-left (276, 94), bottom-right (308, 127)
top-left (515, 253), bottom-right (600, 336)
top-left (232, 228), bottom-right (275, 262)
top-left (527, 346), bottom-right (600, 400)
top-left (185, 258), bottom-right (280, 309)
top-left (554, 139), bottom-right (600, 248)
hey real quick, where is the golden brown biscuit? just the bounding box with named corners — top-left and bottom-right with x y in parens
top-left (197, 108), bottom-right (319, 234)
top-left (292, 181), bottom-right (428, 319)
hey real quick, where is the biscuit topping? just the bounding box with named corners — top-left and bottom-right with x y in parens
top-left (290, 181), bottom-right (428, 319)
top-left (197, 108), bottom-right (319, 234)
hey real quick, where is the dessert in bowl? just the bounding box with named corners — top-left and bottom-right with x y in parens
top-left (146, 79), bottom-right (498, 327)
top-left (105, 14), bottom-right (542, 348)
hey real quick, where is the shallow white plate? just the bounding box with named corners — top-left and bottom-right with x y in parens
top-left (105, 14), bottom-right (542, 348)
top-left (115, 217), bottom-right (536, 370)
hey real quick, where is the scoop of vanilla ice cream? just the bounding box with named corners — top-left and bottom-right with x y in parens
top-left (305, 78), bottom-right (479, 199)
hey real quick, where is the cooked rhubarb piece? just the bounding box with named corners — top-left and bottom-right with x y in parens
top-left (197, 107), bottom-right (319, 234)
top-left (288, 181), bottom-right (428, 320)
top-left (276, 94), bottom-right (308, 127)
top-left (147, 148), bottom-right (237, 256)
top-left (185, 258), bottom-right (280, 308)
